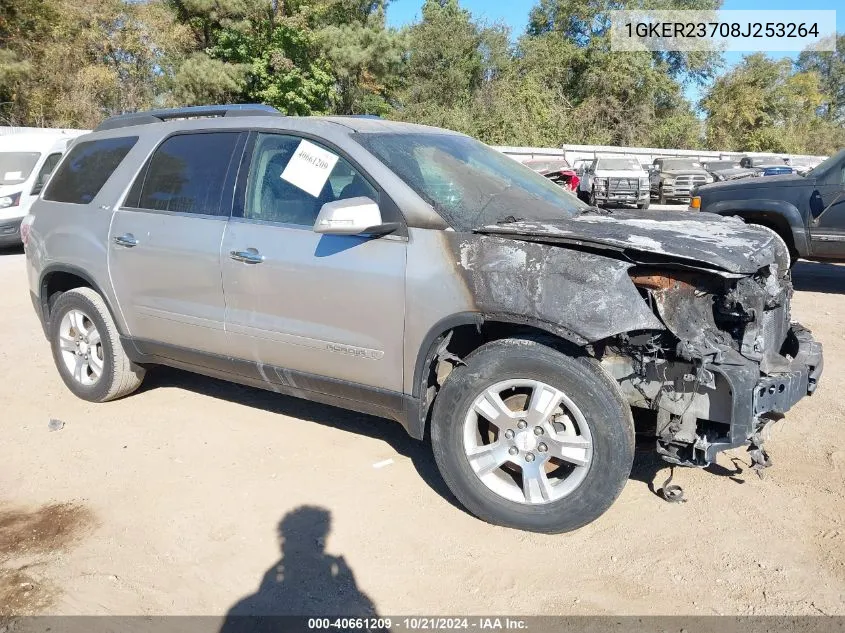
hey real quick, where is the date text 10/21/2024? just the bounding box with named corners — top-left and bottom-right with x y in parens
top-left (306, 617), bottom-right (529, 630)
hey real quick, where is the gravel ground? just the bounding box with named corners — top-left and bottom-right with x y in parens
top-left (1, 216), bottom-right (843, 618)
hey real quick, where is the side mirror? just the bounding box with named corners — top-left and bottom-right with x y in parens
top-left (313, 196), bottom-right (398, 236)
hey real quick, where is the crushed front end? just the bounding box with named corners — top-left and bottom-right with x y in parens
top-left (477, 212), bottom-right (823, 470)
top-left (600, 259), bottom-right (823, 469)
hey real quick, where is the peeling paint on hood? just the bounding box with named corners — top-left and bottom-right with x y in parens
top-left (477, 209), bottom-right (781, 274)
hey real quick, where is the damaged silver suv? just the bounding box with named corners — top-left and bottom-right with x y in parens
top-left (23, 105), bottom-right (823, 533)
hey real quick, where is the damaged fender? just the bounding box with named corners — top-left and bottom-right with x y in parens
top-left (446, 232), bottom-right (663, 342)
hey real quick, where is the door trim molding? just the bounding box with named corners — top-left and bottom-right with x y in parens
top-left (121, 337), bottom-right (421, 438)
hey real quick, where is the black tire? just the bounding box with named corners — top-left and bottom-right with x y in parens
top-left (49, 287), bottom-right (145, 402)
top-left (637, 198), bottom-right (650, 210)
top-left (657, 185), bottom-right (667, 205)
top-left (430, 338), bottom-right (634, 533)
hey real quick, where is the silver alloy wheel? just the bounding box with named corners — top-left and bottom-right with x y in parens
top-left (58, 309), bottom-right (104, 386)
top-left (463, 378), bottom-right (593, 505)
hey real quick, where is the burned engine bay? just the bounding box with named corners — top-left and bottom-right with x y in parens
top-left (454, 209), bottom-right (823, 473)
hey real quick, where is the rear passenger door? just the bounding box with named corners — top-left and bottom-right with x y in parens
top-left (108, 131), bottom-right (246, 354)
top-left (220, 132), bottom-right (407, 392)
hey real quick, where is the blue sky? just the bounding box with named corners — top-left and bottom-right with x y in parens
top-left (386, 0), bottom-right (843, 106)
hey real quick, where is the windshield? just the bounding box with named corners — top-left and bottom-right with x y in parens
top-left (596, 158), bottom-right (643, 171)
top-left (0, 152), bottom-right (40, 185)
top-left (661, 159), bottom-right (702, 170)
top-left (806, 149), bottom-right (844, 178)
top-left (353, 133), bottom-right (588, 230)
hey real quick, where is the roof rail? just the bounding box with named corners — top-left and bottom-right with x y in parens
top-left (94, 104), bottom-right (281, 132)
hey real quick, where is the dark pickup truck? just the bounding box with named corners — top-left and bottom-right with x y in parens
top-left (694, 148), bottom-right (845, 264)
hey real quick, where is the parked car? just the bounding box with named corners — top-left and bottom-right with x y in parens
top-left (702, 159), bottom-right (761, 182)
top-left (522, 158), bottom-right (579, 192)
top-left (23, 105), bottom-right (823, 533)
top-left (693, 148), bottom-right (845, 265)
top-left (650, 158), bottom-right (713, 203)
top-left (577, 156), bottom-right (650, 209)
top-left (738, 155), bottom-right (796, 177)
top-left (0, 132), bottom-right (83, 247)
top-left (739, 155), bottom-right (787, 169)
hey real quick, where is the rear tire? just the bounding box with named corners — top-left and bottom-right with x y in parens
top-left (430, 338), bottom-right (634, 533)
top-left (49, 287), bottom-right (145, 402)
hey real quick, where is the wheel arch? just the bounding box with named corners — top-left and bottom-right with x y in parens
top-left (38, 265), bottom-right (123, 338)
top-left (708, 200), bottom-right (809, 256)
top-left (407, 312), bottom-right (590, 440)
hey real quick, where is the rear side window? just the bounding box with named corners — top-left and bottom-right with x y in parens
top-left (44, 137), bottom-right (137, 204)
top-left (125, 132), bottom-right (241, 215)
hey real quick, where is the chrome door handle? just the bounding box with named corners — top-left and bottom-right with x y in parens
top-left (113, 234), bottom-right (138, 247)
top-left (230, 249), bottom-right (264, 264)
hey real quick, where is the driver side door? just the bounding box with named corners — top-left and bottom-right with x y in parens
top-left (220, 131), bottom-right (408, 392)
top-left (809, 162), bottom-right (845, 259)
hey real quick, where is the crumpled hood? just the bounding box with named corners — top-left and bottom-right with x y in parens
top-left (477, 209), bottom-right (783, 275)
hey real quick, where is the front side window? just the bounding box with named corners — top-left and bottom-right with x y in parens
top-left (44, 137), bottom-right (137, 204)
top-left (242, 133), bottom-right (378, 227)
top-left (353, 132), bottom-right (587, 230)
top-left (126, 132), bottom-right (241, 215)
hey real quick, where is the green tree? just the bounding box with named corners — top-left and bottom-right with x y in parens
top-left (796, 34), bottom-right (845, 124)
top-left (701, 53), bottom-right (843, 154)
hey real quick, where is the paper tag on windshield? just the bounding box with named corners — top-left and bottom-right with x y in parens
top-left (280, 140), bottom-right (339, 197)
top-left (4, 171), bottom-right (22, 181)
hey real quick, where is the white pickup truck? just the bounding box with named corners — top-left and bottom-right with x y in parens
top-left (577, 156), bottom-right (650, 209)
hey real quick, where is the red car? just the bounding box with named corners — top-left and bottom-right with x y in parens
top-left (522, 158), bottom-right (580, 193)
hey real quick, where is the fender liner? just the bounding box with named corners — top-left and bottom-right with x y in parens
top-left (411, 312), bottom-right (589, 400)
top-left (707, 199), bottom-right (809, 256)
top-left (37, 264), bottom-right (124, 338)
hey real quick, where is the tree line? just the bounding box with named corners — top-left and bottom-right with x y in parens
top-left (1, 0), bottom-right (843, 154)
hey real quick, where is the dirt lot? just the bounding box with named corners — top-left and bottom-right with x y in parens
top-left (1, 230), bottom-right (844, 618)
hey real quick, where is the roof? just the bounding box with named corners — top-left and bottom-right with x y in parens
top-left (92, 104), bottom-right (460, 137)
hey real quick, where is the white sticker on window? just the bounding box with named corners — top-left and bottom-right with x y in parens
top-left (4, 171), bottom-right (22, 180)
top-left (280, 140), bottom-right (340, 197)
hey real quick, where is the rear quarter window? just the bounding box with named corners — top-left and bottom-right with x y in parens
top-left (44, 136), bottom-right (138, 204)
top-left (124, 132), bottom-right (242, 215)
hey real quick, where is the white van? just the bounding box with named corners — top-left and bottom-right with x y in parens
top-left (0, 131), bottom-right (87, 247)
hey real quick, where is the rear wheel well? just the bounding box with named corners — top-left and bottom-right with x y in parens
top-left (40, 270), bottom-right (94, 327)
top-left (415, 320), bottom-right (588, 439)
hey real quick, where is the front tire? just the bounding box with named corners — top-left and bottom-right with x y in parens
top-left (430, 339), bottom-right (634, 533)
top-left (49, 287), bottom-right (145, 402)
